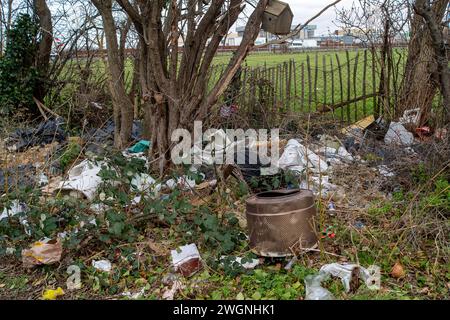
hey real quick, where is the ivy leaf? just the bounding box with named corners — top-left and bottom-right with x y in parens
top-left (110, 222), bottom-right (125, 236)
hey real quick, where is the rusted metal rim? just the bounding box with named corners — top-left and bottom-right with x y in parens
top-left (246, 203), bottom-right (316, 217)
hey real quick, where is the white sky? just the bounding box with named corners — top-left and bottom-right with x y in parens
top-left (236, 0), bottom-right (356, 36)
top-left (288, 0), bottom-right (355, 35)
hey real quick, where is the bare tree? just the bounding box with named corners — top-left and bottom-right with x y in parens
top-left (91, 0), bottom-right (133, 149)
top-left (90, 0), bottom-right (269, 172)
top-left (0, 0), bottom-right (23, 54)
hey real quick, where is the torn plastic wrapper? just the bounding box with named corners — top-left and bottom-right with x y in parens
top-left (305, 274), bottom-right (335, 300)
top-left (0, 200), bottom-right (27, 221)
top-left (191, 129), bottom-right (237, 166)
top-left (162, 280), bottom-right (185, 300)
top-left (378, 165), bottom-right (395, 177)
top-left (305, 263), bottom-right (380, 300)
top-left (84, 120), bottom-right (142, 155)
top-left (399, 108), bottom-right (421, 126)
top-left (0, 164), bottom-right (37, 194)
top-left (42, 287), bottom-right (65, 300)
top-left (130, 173), bottom-right (162, 204)
top-left (92, 259), bottom-right (112, 273)
top-left (128, 140), bottom-right (151, 154)
top-left (165, 171), bottom-right (205, 191)
top-left (131, 173), bottom-right (161, 194)
top-left (220, 256), bottom-right (261, 270)
top-left (6, 118), bottom-right (66, 152)
top-left (0, 200), bottom-right (31, 235)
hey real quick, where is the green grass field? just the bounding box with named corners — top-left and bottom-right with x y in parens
top-left (210, 49), bottom-right (409, 123)
top-left (57, 49), bottom-right (408, 125)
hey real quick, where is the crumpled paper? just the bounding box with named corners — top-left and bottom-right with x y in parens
top-left (22, 239), bottom-right (63, 268)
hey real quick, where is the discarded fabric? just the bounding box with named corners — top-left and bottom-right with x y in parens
top-left (6, 118), bottom-right (66, 152)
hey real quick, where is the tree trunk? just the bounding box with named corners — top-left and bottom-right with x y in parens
top-left (377, 15), bottom-right (391, 119)
top-left (399, 0), bottom-right (448, 126)
top-left (33, 0), bottom-right (53, 103)
top-left (413, 0), bottom-right (450, 125)
top-left (92, 0), bottom-right (133, 149)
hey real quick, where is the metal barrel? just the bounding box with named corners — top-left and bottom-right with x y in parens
top-left (246, 189), bottom-right (318, 257)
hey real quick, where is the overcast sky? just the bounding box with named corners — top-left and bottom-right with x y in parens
top-left (236, 0), bottom-right (356, 35)
top-left (289, 0), bottom-right (355, 34)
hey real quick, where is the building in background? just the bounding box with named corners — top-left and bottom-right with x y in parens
top-left (235, 24), bottom-right (317, 43)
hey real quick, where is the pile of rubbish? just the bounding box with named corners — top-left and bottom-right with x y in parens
top-left (84, 120), bottom-right (143, 155)
top-left (1, 109), bottom-right (447, 300)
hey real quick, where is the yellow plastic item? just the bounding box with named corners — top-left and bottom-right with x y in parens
top-left (42, 287), bottom-right (65, 300)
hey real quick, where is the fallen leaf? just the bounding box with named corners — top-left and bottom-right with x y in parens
top-left (418, 287), bottom-right (429, 294)
top-left (148, 241), bottom-right (168, 256)
top-left (190, 197), bottom-right (208, 207)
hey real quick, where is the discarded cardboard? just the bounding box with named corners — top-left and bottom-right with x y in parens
top-left (341, 115), bottom-right (375, 135)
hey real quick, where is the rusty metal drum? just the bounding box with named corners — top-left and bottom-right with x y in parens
top-left (246, 189), bottom-right (318, 257)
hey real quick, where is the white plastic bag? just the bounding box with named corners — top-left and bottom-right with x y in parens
top-left (58, 160), bottom-right (104, 200)
top-left (131, 173), bottom-right (161, 194)
top-left (305, 274), bottom-right (335, 300)
top-left (278, 139), bottom-right (328, 173)
top-left (304, 263), bottom-right (380, 300)
top-left (385, 122), bottom-right (414, 146)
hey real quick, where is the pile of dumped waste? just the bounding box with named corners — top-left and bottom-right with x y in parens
top-left (0, 110), bottom-right (447, 300)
